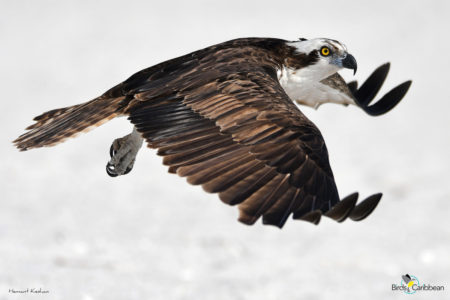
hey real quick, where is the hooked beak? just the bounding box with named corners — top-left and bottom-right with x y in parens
top-left (342, 54), bottom-right (357, 75)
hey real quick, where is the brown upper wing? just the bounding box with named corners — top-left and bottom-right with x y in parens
top-left (124, 48), bottom-right (380, 227)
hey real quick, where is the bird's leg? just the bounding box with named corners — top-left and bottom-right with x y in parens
top-left (106, 127), bottom-right (143, 177)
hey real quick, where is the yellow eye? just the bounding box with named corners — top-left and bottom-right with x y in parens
top-left (320, 47), bottom-right (331, 56)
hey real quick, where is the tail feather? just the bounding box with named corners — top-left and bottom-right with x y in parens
top-left (14, 96), bottom-right (125, 151)
top-left (26, 104), bottom-right (83, 130)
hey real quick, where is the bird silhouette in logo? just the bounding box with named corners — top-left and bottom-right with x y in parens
top-left (402, 274), bottom-right (415, 288)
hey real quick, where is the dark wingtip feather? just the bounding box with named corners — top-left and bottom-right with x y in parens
top-left (349, 193), bottom-right (382, 221)
top-left (354, 63), bottom-right (390, 107)
top-left (262, 213), bottom-right (288, 228)
top-left (324, 192), bottom-right (359, 222)
top-left (238, 210), bottom-right (259, 226)
top-left (361, 80), bottom-right (412, 116)
top-left (352, 62), bottom-right (412, 116)
top-left (294, 210), bottom-right (322, 225)
top-left (347, 81), bottom-right (358, 94)
top-left (262, 216), bottom-right (285, 229)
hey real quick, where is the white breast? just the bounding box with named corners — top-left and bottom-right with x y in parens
top-left (277, 66), bottom-right (355, 109)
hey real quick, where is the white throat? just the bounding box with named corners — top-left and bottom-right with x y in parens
top-left (277, 65), bottom-right (353, 109)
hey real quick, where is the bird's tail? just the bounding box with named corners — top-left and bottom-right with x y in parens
top-left (13, 96), bottom-right (126, 151)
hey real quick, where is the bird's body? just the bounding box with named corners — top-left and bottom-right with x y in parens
top-left (14, 37), bottom-right (411, 228)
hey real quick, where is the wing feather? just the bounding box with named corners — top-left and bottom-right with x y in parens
top-left (126, 49), bottom-right (381, 227)
top-left (321, 63), bottom-right (412, 115)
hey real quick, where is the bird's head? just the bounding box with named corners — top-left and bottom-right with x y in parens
top-left (286, 38), bottom-right (357, 80)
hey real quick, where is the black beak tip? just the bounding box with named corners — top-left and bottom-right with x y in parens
top-left (343, 54), bottom-right (357, 75)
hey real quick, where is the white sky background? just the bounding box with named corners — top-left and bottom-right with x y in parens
top-left (1, 0), bottom-right (449, 299)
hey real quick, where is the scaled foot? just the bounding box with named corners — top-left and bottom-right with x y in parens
top-left (106, 128), bottom-right (143, 177)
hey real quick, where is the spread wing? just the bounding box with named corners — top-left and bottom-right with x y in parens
top-left (124, 57), bottom-right (381, 228)
top-left (321, 63), bottom-right (412, 115)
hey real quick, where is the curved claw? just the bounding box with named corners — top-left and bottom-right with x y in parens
top-left (106, 162), bottom-right (118, 177)
top-left (109, 144), bottom-right (117, 158)
top-left (351, 63), bottom-right (412, 116)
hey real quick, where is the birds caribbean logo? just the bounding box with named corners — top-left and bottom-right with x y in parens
top-left (401, 274), bottom-right (420, 294)
top-left (402, 274), bottom-right (415, 288)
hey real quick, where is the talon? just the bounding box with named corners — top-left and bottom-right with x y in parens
top-left (106, 162), bottom-right (118, 177)
top-left (106, 129), bottom-right (143, 177)
top-left (109, 144), bottom-right (117, 158)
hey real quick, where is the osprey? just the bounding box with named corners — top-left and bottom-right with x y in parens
top-left (14, 37), bottom-right (411, 228)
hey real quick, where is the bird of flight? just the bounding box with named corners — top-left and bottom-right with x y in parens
top-left (14, 37), bottom-right (411, 228)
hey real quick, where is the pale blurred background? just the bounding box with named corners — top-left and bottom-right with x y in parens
top-left (1, 1), bottom-right (449, 299)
